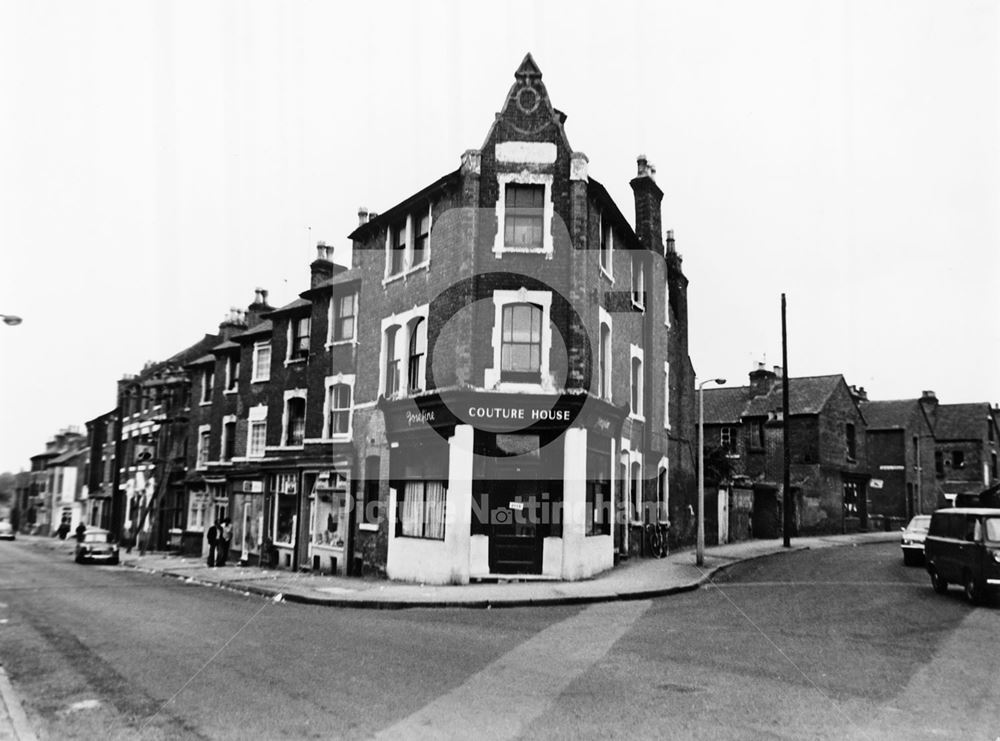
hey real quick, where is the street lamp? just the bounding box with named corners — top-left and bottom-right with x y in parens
top-left (697, 376), bottom-right (727, 566)
top-left (1, 314), bottom-right (22, 326)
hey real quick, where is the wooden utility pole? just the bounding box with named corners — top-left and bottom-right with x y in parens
top-left (782, 294), bottom-right (792, 548)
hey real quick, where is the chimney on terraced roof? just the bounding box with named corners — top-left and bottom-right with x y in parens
top-left (311, 242), bottom-right (336, 288)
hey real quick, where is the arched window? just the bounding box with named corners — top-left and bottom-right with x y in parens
top-left (384, 325), bottom-right (400, 397)
top-left (407, 317), bottom-right (427, 393)
top-left (599, 322), bottom-right (612, 399)
top-left (500, 303), bottom-right (542, 382)
top-left (631, 356), bottom-right (643, 415)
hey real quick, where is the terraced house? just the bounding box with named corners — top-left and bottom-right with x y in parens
top-left (175, 54), bottom-right (698, 584)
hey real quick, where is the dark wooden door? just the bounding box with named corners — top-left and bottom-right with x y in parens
top-left (489, 477), bottom-right (543, 574)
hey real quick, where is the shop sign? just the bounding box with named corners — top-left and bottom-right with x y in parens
top-left (508, 501), bottom-right (524, 511)
top-left (879, 465), bottom-right (905, 471)
top-left (870, 478), bottom-right (884, 489)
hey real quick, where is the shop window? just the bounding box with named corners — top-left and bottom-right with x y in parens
top-left (252, 342), bottom-right (271, 382)
top-left (362, 456), bottom-right (381, 527)
top-left (275, 495), bottom-right (296, 545)
top-left (225, 356), bottom-right (239, 392)
top-left (586, 447), bottom-right (611, 536)
top-left (331, 291), bottom-right (357, 343)
top-left (843, 480), bottom-right (860, 516)
top-left (399, 481), bottom-right (446, 540)
top-left (407, 317), bottom-right (427, 393)
top-left (288, 317), bottom-right (310, 361)
top-left (500, 303), bottom-right (542, 382)
top-left (311, 477), bottom-right (346, 548)
top-left (846, 423), bottom-right (857, 460)
top-left (284, 396), bottom-right (306, 447)
top-left (325, 382), bottom-right (352, 438)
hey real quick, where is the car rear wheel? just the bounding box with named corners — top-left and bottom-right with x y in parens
top-left (963, 571), bottom-right (983, 605)
top-left (929, 568), bottom-right (948, 594)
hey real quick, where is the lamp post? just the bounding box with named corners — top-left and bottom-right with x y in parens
top-left (697, 376), bottom-right (727, 566)
top-left (1, 314), bottom-right (23, 326)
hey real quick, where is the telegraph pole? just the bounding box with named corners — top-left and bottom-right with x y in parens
top-left (782, 294), bottom-right (792, 548)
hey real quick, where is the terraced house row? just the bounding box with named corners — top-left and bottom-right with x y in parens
top-left (44, 55), bottom-right (700, 584)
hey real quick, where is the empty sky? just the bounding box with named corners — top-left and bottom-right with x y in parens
top-left (1, 0), bottom-right (998, 473)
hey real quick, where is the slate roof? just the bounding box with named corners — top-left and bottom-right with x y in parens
top-left (211, 340), bottom-right (240, 353)
top-left (264, 297), bottom-right (311, 318)
top-left (860, 399), bottom-right (919, 431)
top-left (301, 268), bottom-right (362, 298)
top-left (186, 353), bottom-right (216, 368)
top-left (702, 375), bottom-right (846, 425)
top-left (51, 448), bottom-right (87, 466)
top-left (934, 403), bottom-right (992, 440)
top-left (233, 319), bottom-right (273, 341)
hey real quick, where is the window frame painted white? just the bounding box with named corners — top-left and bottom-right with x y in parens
top-left (246, 404), bottom-right (268, 458)
top-left (598, 307), bottom-right (613, 401)
top-left (196, 424), bottom-right (211, 469)
top-left (484, 288), bottom-right (554, 391)
top-left (663, 361), bottom-right (670, 430)
top-left (379, 304), bottom-right (429, 398)
top-left (320, 374), bottom-right (355, 442)
top-left (629, 345), bottom-right (645, 421)
top-left (327, 289), bottom-right (359, 346)
top-left (251, 342), bottom-right (271, 383)
top-left (493, 171), bottom-right (554, 259)
top-left (220, 414), bottom-right (237, 461)
top-left (279, 389), bottom-right (307, 449)
top-left (599, 214), bottom-right (614, 281)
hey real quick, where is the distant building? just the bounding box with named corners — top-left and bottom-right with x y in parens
top-left (23, 428), bottom-right (87, 535)
top-left (83, 409), bottom-right (118, 529)
top-left (702, 366), bottom-right (871, 538)
top-left (859, 396), bottom-right (939, 521)
top-left (919, 393), bottom-right (1000, 504)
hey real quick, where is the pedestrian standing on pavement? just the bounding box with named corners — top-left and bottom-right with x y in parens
top-left (217, 518), bottom-right (233, 566)
top-left (75, 522), bottom-right (86, 543)
top-left (207, 519), bottom-right (220, 567)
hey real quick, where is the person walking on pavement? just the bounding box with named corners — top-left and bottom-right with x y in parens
top-left (217, 518), bottom-right (233, 566)
top-left (75, 522), bottom-right (86, 543)
top-left (206, 519), bottom-right (220, 567)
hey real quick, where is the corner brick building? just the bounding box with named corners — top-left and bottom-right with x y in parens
top-left (168, 54), bottom-right (697, 583)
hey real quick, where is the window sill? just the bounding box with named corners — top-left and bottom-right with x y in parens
top-left (267, 445), bottom-right (305, 452)
top-left (494, 245), bottom-right (553, 260)
top-left (284, 358), bottom-right (307, 368)
top-left (325, 339), bottom-right (356, 349)
top-left (199, 401), bottom-right (212, 407)
top-left (358, 523), bottom-right (379, 532)
top-left (223, 389), bottom-right (238, 395)
top-left (629, 414), bottom-right (646, 423)
top-left (251, 377), bottom-right (270, 384)
top-left (600, 266), bottom-right (614, 283)
top-left (382, 261), bottom-right (429, 287)
top-left (631, 300), bottom-right (645, 312)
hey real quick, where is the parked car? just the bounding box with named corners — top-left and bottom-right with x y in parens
top-left (900, 514), bottom-right (931, 566)
top-left (74, 528), bottom-right (120, 565)
top-left (924, 508), bottom-right (1000, 604)
top-left (0, 520), bottom-right (14, 541)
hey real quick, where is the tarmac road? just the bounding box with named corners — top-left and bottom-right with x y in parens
top-left (0, 538), bottom-right (996, 740)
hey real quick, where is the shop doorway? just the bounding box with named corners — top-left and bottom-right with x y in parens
top-left (488, 476), bottom-right (543, 574)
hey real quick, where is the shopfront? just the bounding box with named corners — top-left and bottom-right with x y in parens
top-left (382, 390), bottom-right (624, 585)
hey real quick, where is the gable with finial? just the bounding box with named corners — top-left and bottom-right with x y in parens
top-left (483, 53), bottom-right (573, 151)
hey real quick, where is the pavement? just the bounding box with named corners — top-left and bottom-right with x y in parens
top-left (16, 530), bottom-right (900, 610)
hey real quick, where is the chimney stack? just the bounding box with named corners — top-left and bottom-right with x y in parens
top-left (630, 154), bottom-right (664, 254)
top-left (773, 365), bottom-right (783, 378)
top-left (849, 384), bottom-right (868, 402)
top-left (358, 207), bottom-right (369, 226)
top-left (310, 242), bottom-right (336, 288)
top-left (749, 362), bottom-right (778, 397)
top-left (246, 287), bottom-right (273, 327)
top-left (218, 306), bottom-right (247, 341)
top-left (665, 229), bottom-right (676, 255)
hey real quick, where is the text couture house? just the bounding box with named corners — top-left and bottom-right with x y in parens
top-left (347, 54), bottom-right (697, 584)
